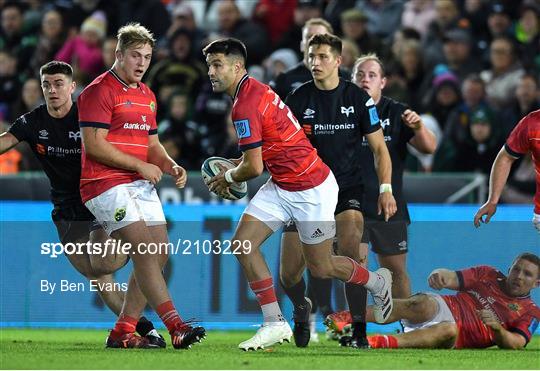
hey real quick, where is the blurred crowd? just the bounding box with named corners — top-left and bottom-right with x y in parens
top-left (0, 0), bottom-right (539, 202)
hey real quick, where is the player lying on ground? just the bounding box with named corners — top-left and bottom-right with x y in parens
top-left (0, 60), bottom-right (163, 345)
top-left (325, 252), bottom-right (540, 349)
top-left (204, 37), bottom-right (393, 351)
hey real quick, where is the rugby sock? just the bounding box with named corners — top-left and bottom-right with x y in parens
top-left (367, 334), bottom-right (398, 348)
top-left (307, 270), bottom-right (334, 317)
top-left (345, 283), bottom-right (367, 338)
top-left (136, 316), bottom-right (154, 337)
top-left (280, 277), bottom-right (308, 308)
top-left (156, 300), bottom-right (183, 334)
top-left (344, 256), bottom-right (369, 285)
top-left (250, 278), bottom-right (284, 324)
top-left (110, 314), bottom-right (138, 340)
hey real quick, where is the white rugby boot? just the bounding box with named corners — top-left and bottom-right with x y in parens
top-left (370, 268), bottom-right (393, 324)
top-left (238, 321), bottom-right (292, 351)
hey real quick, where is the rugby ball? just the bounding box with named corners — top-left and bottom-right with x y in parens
top-left (201, 157), bottom-right (248, 200)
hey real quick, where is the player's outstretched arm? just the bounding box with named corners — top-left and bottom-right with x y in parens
top-left (147, 135), bottom-right (186, 188)
top-left (0, 132), bottom-right (20, 155)
top-left (366, 129), bottom-right (396, 221)
top-left (478, 309), bottom-right (527, 349)
top-left (473, 147), bottom-right (517, 227)
top-left (403, 109), bottom-right (437, 154)
top-left (81, 127), bottom-right (162, 184)
top-left (428, 268), bottom-right (459, 290)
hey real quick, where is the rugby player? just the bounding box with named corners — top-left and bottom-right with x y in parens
top-left (203, 37), bottom-right (393, 351)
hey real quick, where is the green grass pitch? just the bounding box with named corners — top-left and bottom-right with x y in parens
top-left (1, 329), bottom-right (538, 369)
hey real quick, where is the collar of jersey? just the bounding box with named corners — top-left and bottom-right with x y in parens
top-left (108, 69), bottom-right (138, 90)
top-left (233, 74), bottom-right (249, 101)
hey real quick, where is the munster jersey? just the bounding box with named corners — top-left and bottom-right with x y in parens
top-left (285, 78), bottom-right (381, 190)
top-left (360, 96), bottom-right (413, 222)
top-left (78, 69), bottom-right (158, 203)
top-left (504, 110), bottom-right (540, 214)
top-left (233, 75), bottom-right (329, 191)
top-left (442, 265), bottom-right (540, 349)
top-left (8, 104), bottom-right (82, 206)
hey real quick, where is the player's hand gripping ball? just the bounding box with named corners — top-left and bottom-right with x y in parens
top-left (201, 157), bottom-right (248, 200)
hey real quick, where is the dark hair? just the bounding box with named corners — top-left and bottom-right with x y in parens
top-left (39, 61), bottom-right (73, 79)
top-left (463, 73), bottom-right (485, 86)
top-left (2, 1), bottom-right (25, 14)
top-left (521, 72), bottom-right (539, 86)
top-left (514, 252), bottom-right (540, 272)
top-left (307, 33), bottom-right (342, 55)
top-left (202, 38), bottom-right (247, 64)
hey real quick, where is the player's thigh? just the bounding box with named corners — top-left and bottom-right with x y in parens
top-left (369, 220), bottom-right (409, 256)
top-left (280, 226), bottom-right (306, 284)
top-left (51, 204), bottom-right (94, 277)
top-left (377, 251), bottom-right (407, 274)
top-left (233, 212), bottom-right (275, 251)
top-left (290, 173), bottom-right (338, 245)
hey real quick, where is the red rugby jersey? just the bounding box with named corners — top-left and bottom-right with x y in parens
top-left (442, 265), bottom-right (540, 349)
top-left (78, 69), bottom-right (158, 202)
top-left (232, 75), bottom-right (329, 191)
top-left (504, 110), bottom-right (540, 213)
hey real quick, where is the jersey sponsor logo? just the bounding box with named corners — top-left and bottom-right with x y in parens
top-left (302, 124), bottom-right (312, 135)
top-left (233, 119), bottom-right (251, 139)
top-left (381, 118), bottom-right (390, 130)
top-left (303, 108), bottom-right (315, 119)
top-left (114, 207), bottom-right (126, 222)
top-left (369, 107), bottom-right (380, 126)
top-left (69, 131), bottom-right (81, 141)
top-left (123, 122), bottom-right (151, 131)
top-left (36, 143), bottom-right (46, 155)
top-left (341, 106), bottom-right (354, 117)
top-left (39, 130), bottom-right (49, 139)
top-left (141, 115), bottom-right (147, 123)
top-left (365, 97), bottom-right (375, 107)
top-left (313, 123), bottom-right (355, 135)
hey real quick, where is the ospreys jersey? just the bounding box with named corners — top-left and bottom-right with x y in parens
top-left (359, 96), bottom-right (413, 222)
top-left (285, 78), bottom-right (381, 189)
top-left (8, 104), bottom-right (82, 206)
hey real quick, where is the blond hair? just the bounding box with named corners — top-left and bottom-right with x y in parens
top-left (353, 53), bottom-right (385, 77)
top-left (303, 18), bottom-right (333, 34)
top-left (116, 23), bottom-right (155, 53)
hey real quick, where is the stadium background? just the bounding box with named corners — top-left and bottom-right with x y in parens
top-left (1, 0), bottom-right (539, 340)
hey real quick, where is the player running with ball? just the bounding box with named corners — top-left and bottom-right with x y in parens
top-left (204, 37), bottom-right (393, 351)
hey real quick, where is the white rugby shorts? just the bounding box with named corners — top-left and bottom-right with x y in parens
top-left (401, 293), bottom-right (456, 332)
top-left (85, 180), bottom-right (166, 236)
top-left (244, 171), bottom-right (338, 244)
